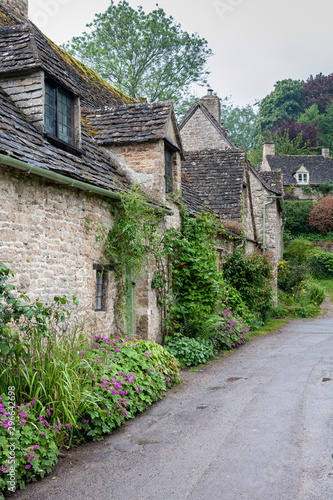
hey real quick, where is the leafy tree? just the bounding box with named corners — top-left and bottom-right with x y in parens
top-left (284, 200), bottom-right (314, 236)
top-left (271, 120), bottom-right (322, 150)
top-left (63, 1), bottom-right (212, 112)
top-left (298, 103), bottom-right (321, 125)
top-left (302, 73), bottom-right (333, 113)
top-left (308, 196), bottom-right (333, 234)
top-left (220, 98), bottom-right (258, 150)
top-left (257, 79), bottom-right (304, 135)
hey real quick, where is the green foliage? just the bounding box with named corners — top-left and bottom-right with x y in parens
top-left (220, 97), bottom-right (258, 150)
top-left (258, 79), bottom-right (304, 135)
top-left (298, 103), bottom-right (321, 125)
top-left (63, 0), bottom-right (212, 113)
top-left (283, 237), bottom-right (313, 264)
top-left (283, 200), bottom-right (314, 236)
top-left (308, 252), bottom-right (333, 278)
top-left (164, 334), bottom-right (217, 369)
top-left (222, 249), bottom-right (274, 321)
top-left (278, 260), bottom-right (309, 293)
top-left (153, 209), bottom-right (227, 331)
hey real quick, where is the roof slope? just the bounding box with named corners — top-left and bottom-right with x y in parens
top-left (0, 5), bottom-right (135, 108)
top-left (182, 149), bottom-right (245, 221)
top-left (0, 86), bottom-right (129, 192)
top-left (181, 173), bottom-right (207, 216)
top-left (84, 101), bottom-right (175, 145)
top-left (267, 154), bottom-right (333, 185)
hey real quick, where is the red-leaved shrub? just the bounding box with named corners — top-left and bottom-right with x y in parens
top-left (308, 196), bottom-right (333, 233)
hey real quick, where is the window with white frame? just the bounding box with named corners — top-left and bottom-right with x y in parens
top-left (296, 172), bottom-right (309, 184)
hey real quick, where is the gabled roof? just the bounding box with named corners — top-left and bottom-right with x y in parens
top-left (181, 172), bottom-right (207, 216)
top-left (0, 6), bottom-right (135, 108)
top-left (0, 86), bottom-right (129, 192)
top-left (182, 149), bottom-right (246, 222)
top-left (179, 100), bottom-right (236, 149)
top-left (83, 101), bottom-right (182, 150)
top-left (257, 170), bottom-right (283, 195)
top-left (266, 154), bottom-right (333, 185)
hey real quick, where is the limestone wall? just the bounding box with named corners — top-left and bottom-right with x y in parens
top-left (180, 108), bottom-right (230, 152)
top-left (0, 71), bottom-right (44, 132)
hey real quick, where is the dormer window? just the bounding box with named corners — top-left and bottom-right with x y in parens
top-left (296, 172), bottom-right (309, 184)
top-left (45, 80), bottom-right (74, 144)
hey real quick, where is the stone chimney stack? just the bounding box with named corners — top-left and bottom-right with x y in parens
top-left (322, 147), bottom-right (330, 158)
top-left (1, 0), bottom-right (29, 22)
top-left (260, 141), bottom-right (275, 172)
top-left (201, 89), bottom-right (221, 124)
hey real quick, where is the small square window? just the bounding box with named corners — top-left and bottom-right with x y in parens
top-left (297, 173), bottom-right (309, 184)
top-left (45, 79), bottom-right (74, 145)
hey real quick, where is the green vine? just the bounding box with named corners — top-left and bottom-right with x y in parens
top-left (302, 183), bottom-right (333, 196)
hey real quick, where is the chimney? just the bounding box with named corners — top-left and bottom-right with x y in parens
top-left (1, 0), bottom-right (29, 22)
top-left (201, 89), bottom-right (221, 124)
top-left (260, 141), bottom-right (275, 172)
top-left (322, 147), bottom-right (330, 158)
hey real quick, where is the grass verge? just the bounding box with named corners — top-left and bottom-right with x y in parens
top-left (247, 319), bottom-right (289, 340)
top-left (316, 279), bottom-right (333, 301)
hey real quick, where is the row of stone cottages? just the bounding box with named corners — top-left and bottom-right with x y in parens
top-left (0, 0), bottom-right (283, 343)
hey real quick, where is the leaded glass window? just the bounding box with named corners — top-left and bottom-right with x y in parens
top-left (45, 80), bottom-right (73, 145)
top-left (165, 148), bottom-right (173, 193)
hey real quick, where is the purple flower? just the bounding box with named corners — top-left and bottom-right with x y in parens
top-left (66, 423), bottom-right (72, 428)
top-left (25, 464), bottom-right (31, 470)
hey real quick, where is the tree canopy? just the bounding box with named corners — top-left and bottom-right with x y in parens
top-left (63, 1), bottom-right (212, 112)
top-left (220, 98), bottom-right (258, 151)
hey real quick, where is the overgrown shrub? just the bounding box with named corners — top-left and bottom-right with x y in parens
top-left (308, 252), bottom-right (333, 278)
top-left (283, 237), bottom-right (313, 264)
top-left (308, 196), bottom-right (333, 233)
top-left (283, 200), bottom-right (314, 236)
top-left (223, 249), bottom-right (274, 322)
top-left (278, 260), bottom-right (309, 292)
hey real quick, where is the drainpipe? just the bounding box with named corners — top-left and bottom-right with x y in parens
top-left (0, 154), bottom-right (173, 215)
top-left (262, 195), bottom-right (283, 252)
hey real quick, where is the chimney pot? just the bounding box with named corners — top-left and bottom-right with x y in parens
top-left (201, 92), bottom-right (221, 123)
top-left (322, 147), bottom-right (330, 158)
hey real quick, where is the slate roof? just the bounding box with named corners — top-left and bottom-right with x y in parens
top-left (83, 101), bottom-right (180, 146)
top-left (181, 173), bottom-right (207, 216)
top-left (258, 170), bottom-right (283, 195)
top-left (182, 150), bottom-right (246, 221)
top-left (0, 86), bottom-right (130, 192)
top-left (179, 100), bottom-right (237, 149)
top-left (267, 154), bottom-right (333, 186)
top-left (0, 6), bottom-right (135, 108)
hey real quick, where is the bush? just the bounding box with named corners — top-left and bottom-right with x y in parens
top-left (308, 196), bottom-right (333, 233)
top-left (209, 309), bottom-right (250, 350)
top-left (308, 252), bottom-right (333, 278)
top-left (284, 200), bottom-right (314, 236)
top-left (164, 335), bottom-right (217, 369)
top-left (278, 260), bottom-right (309, 292)
top-left (283, 237), bottom-right (313, 264)
top-left (223, 249), bottom-right (274, 322)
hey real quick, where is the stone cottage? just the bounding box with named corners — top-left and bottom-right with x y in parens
top-left (260, 141), bottom-right (333, 201)
top-left (0, 0), bottom-right (284, 342)
top-left (180, 93), bottom-right (284, 279)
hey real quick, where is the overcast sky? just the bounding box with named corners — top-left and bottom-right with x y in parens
top-left (29, 0), bottom-right (333, 108)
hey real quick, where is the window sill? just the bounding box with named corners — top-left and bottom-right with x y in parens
top-left (44, 133), bottom-right (85, 156)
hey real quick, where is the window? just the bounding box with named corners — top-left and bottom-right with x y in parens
top-left (95, 271), bottom-right (105, 311)
top-left (296, 172), bottom-right (309, 184)
top-left (45, 79), bottom-right (74, 145)
top-left (165, 148), bottom-right (173, 193)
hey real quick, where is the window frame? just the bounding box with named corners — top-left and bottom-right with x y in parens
top-left (93, 264), bottom-right (112, 312)
top-left (296, 172), bottom-right (309, 185)
top-left (44, 77), bottom-right (74, 146)
top-left (164, 139), bottom-right (180, 195)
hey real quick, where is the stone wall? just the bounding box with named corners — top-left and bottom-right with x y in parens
top-left (180, 108), bottom-right (230, 152)
top-left (0, 71), bottom-right (44, 132)
top-left (109, 140), bottom-right (182, 201)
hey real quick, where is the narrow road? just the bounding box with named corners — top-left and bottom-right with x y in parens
top-left (19, 317), bottom-right (333, 500)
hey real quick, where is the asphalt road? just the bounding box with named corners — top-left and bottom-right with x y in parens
top-left (18, 317), bottom-right (333, 500)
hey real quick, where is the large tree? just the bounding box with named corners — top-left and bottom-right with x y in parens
top-left (63, 1), bottom-right (212, 111)
top-left (220, 98), bottom-right (258, 151)
top-left (302, 73), bottom-right (333, 114)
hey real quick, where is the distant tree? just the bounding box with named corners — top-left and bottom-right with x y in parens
top-left (308, 197), bottom-right (333, 233)
top-left (220, 98), bottom-right (258, 150)
top-left (298, 103), bottom-right (321, 125)
top-left (63, 1), bottom-right (212, 113)
top-left (257, 79), bottom-right (304, 135)
top-left (271, 120), bottom-right (322, 150)
top-left (302, 73), bottom-right (333, 113)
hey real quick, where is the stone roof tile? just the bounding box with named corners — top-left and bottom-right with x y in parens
top-left (267, 154), bottom-right (333, 185)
